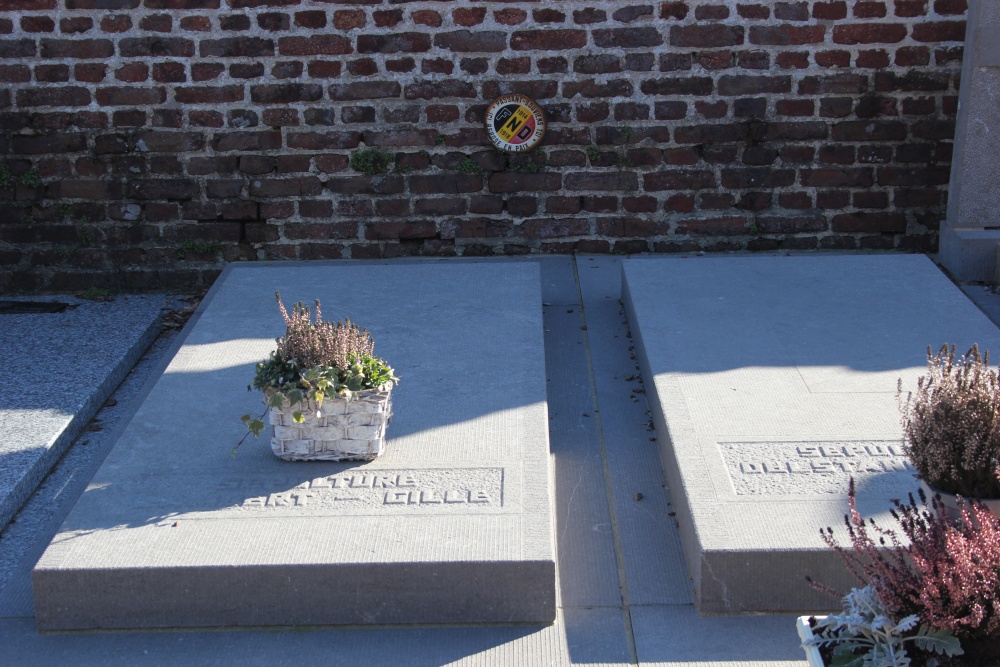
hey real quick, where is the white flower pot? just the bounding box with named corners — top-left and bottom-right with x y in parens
top-left (265, 388), bottom-right (392, 461)
top-left (796, 615), bottom-right (827, 667)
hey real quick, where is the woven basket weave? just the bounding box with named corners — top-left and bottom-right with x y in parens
top-left (265, 388), bottom-right (392, 462)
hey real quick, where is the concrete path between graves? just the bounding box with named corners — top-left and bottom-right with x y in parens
top-left (0, 253), bottom-right (997, 666)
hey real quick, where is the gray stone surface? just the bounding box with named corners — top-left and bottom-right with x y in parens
top-left (939, 0), bottom-right (1000, 281)
top-left (623, 253), bottom-right (1000, 613)
top-left (33, 262), bottom-right (555, 630)
top-left (0, 255), bottom-right (827, 666)
top-left (0, 295), bottom-right (164, 533)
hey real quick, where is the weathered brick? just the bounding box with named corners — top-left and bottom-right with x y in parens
top-left (434, 30), bottom-right (506, 53)
top-left (854, 1), bottom-right (888, 17)
top-left (40, 38), bottom-right (114, 58)
top-left (453, 7), bottom-right (487, 27)
top-left (640, 77), bottom-right (713, 95)
top-left (833, 24), bottom-right (908, 44)
top-left (358, 33), bottom-right (431, 54)
top-left (511, 30), bottom-right (587, 50)
top-left (644, 170), bottom-right (716, 190)
top-left (660, 2), bottom-right (689, 19)
top-left (251, 83), bottom-right (323, 104)
top-left (798, 74), bottom-right (869, 95)
top-left (127, 179), bottom-right (199, 200)
top-left (286, 131), bottom-right (362, 150)
top-left (831, 212), bottom-right (906, 233)
top-left (174, 85), bottom-right (244, 104)
top-left (120, 37), bottom-right (195, 57)
top-left (912, 20), bottom-right (966, 42)
top-left (201, 37), bottom-right (274, 57)
top-left (279, 35), bottom-right (352, 55)
top-left (676, 216), bottom-right (748, 235)
top-left (258, 12), bottom-right (290, 31)
top-left (721, 168), bottom-right (796, 188)
top-left (96, 87), bottom-right (167, 106)
top-left (670, 25), bottom-right (744, 48)
top-left (594, 27), bottom-right (663, 48)
top-left (405, 81), bottom-right (477, 100)
top-left (749, 25), bottom-right (825, 45)
top-left (60, 17), bottom-right (93, 33)
top-left (719, 75), bottom-right (791, 96)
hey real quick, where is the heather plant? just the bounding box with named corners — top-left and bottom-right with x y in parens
top-left (239, 292), bottom-right (398, 441)
top-left (899, 344), bottom-right (1000, 498)
top-left (812, 480), bottom-right (1000, 663)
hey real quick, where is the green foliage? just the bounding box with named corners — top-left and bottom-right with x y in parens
top-left (350, 148), bottom-right (394, 176)
top-left (59, 203), bottom-right (74, 219)
top-left (455, 157), bottom-right (481, 174)
top-left (240, 292), bottom-right (399, 445)
top-left (804, 586), bottom-right (962, 667)
top-left (177, 240), bottom-right (223, 259)
top-left (585, 146), bottom-right (601, 163)
top-left (615, 154), bottom-right (635, 169)
top-left (19, 168), bottom-right (40, 188)
top-left (79, 287), bottom-right (111, 301)
top-left (434, 133), bottom-right (446, 146)
top-left (0, 164), bottom-right (12, 189)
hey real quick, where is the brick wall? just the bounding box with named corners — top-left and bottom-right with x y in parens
top-left (0, 0), bottom-right (966, 291)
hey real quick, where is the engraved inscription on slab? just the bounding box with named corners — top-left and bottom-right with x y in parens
top-left (718, 441), bottom-right (915, 496)
top-left (236, 467), bottom-right (505, 513)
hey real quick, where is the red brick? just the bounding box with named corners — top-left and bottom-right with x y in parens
top-left (511, 30), bottom-right (587, 50)
top-left (574, 7), bottom-right (606, 23)
top-left (372, 9), bottom-right (402, 27)
top-left (594, 27), bottom-right (663, 48)
top-left (294, 11), bottom-right (325, 28)
top-left (857, 49), bottom-right (890, 68)
top-left (775, 1), bottom-right (809, 19)
top-left (40, 38), bottom-right (114, 58)
top-left (660, 2), bottom-right (689, 19)
top-left (813, 1), bottom-right (847, 18)
top-left (404, 81), bottom-right (476, 100)
top-left (695, 5), bottom-right (730, 19)
top-left (833, 24), bottom-right (907, 44)
top-left (411, 10), bottom-right (441, 27)
top-left (934, 0), bottom-right (966, 15)
top-left (174, 85), bottom-right (244, 104)
top-left (854, 2), bottom-right (888, 18)
top-left (434, 30), bottom-right (506, 52)
top-left (831, 212), bottom-right (905, 233)
top-left (332, 9), bottom-right (364, 30)
top-left (912, 21), bottom-right (966, 42)
top-left (201, 37), bottom-right (273, 57)
top-left (251, 83), bottom-right (323, 103)
top-left (358, 33), bottom-right (431, 54)
top-left (153, 62), bottom-right (186, 82)
top-left (60, 17), bottom-right (92, 33)
top-left (96, 87), bottom-right (166, 106)
top-left (894, 0), bottom-right (929, 16)
top-left (279, 35), bottom-right (351, 56)
top-left (644, 170), bottom-right (716, 190)
top-left (676, 216), bottom-right (748, 235)
top-left (749, 25), bottom-right (824, 45)
top-left (286, 131), bottom-right (362, 150)
top-left (534, 8), bottom-right (566, 22)
top-left (453, 7), bottom-right (486, 26)
top-left (100, 14), bottom-right (131, 32)
top-left (115, 62), bottom-right (149, 83)
top-left (257, 12), bottom-right (289, 30)
top-left (670, 25), bottom-right (744, 47)
top-left (737, 3), bottom-right (769, 18)
top-left (0, 65), bottom-right (29, 83)
top-left (120, 37), bottom-right (194, 57)
top-left (72, 63), bottom-right (105, 82)
top-left (180, 16), bottom-right (211, 31)
top-left (139, 13), bottom-right (172, 31)
top-left (17, 87), bottom-right (91, 107)
top-left (21, 15), bottom-right (55, 32)
top-left (495, 8), bottom-right (527, 25)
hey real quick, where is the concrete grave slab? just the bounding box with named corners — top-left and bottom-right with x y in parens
top-left (622, 253), bottom-right (1000, 613)
top-left (0, 296), bottom-right (164, 532)
top-left (33, 261), bottom-right (555, 630)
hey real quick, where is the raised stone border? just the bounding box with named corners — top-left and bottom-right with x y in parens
top-left (0, 296), bottom-right (164, 532)
top-left (33, 261), bottom-right (554, 630)
top-left (623, 253), bottom-right (1000, 612)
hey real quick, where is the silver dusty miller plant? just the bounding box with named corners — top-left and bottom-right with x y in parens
top-left (804, 585), bottom-right (962, 667)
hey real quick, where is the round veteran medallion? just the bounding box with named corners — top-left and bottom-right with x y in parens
top-left (484, 94), bottom-right (546, 153)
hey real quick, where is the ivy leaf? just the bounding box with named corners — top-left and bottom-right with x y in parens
top-left (248, 419), bottom-right (265, 437)
top-left (292, 411), bottom-right (304, 424)
top-left (268, 393), bottom-right (285, 409)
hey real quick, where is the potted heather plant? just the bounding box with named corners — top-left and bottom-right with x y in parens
top-left (800, 480), bottom-right (1000, 666)
top-left (899, 344), bottom-right (1000, 512)
top-left (240, 292), bottom-right (398, 461)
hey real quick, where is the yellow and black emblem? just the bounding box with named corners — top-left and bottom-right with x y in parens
top-left (484, 94), bottom-right (546, 153)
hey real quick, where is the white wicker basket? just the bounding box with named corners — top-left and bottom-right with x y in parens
top-left (265, 388), bottom-right (392, 462)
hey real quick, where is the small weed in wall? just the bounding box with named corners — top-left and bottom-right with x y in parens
top-left (0, 164), bottom-right (12, 190)
top-left (456, 157), bottom-right (481, 175)
top-left (19, 169), bottom-right (40, 189)
top-left (176, 240), bottom-right (223, 260)
top-left (350, 148), bottom-right (394, 177)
